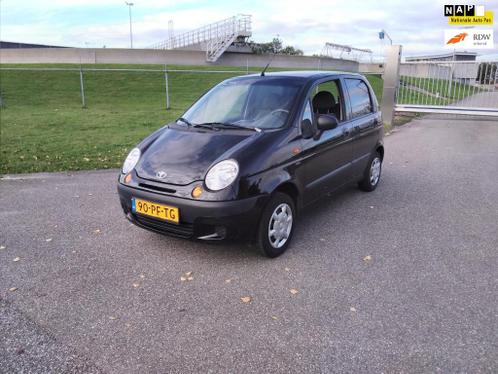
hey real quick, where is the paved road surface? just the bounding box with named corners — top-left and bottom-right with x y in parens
top-left (1, 117), bottom-right (498, 373)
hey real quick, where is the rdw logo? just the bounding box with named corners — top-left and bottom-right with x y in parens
top-left (474, 34), bottom-right (491, 41)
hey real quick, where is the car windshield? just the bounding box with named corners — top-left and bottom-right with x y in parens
top-left (180, 78), bottom-right (302, 130)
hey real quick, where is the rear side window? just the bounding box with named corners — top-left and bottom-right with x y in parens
top-left (345, 78), bottom-right (372, 118)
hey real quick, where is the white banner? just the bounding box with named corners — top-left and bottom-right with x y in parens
top-left (444, 29), bottom-right (494, 49)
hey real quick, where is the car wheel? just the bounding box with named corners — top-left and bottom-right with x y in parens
top-left (358, 152), bottom-right (382, 192)
top-left (257, 192), bottom-right (296, 258)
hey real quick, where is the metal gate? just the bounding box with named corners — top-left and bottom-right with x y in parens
top-left (395, 60), bottom-right (498, 116)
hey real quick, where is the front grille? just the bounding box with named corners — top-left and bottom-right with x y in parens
top-left (138, 182), bottom-right (176, 194)
top-left (132, 214), bottom-right (194, 239)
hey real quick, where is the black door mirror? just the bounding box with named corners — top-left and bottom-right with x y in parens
top-left (317, 114), bottom-right (338, 131)
top-left (301, 119), bottom-right (314, 139)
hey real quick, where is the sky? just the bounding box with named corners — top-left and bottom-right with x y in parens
top-left (1, 0), bottom-right (497, 59)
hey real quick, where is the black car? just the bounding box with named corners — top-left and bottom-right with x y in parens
top-left (118, 71), bottom-right (384, 257)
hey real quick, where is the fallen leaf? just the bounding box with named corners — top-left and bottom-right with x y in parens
top-left (271, 316), bottom-right (278, 320)
top-left (13, 257), bottom-right (20, 262)
top-left (290, 288), bottom-right (299, 295)
top-left (350, 307), bottom-right (357, 312)
top-left (363, 255), bottom-right (372, 263)
top-left (180, 276), bottom-right (187, 282)
top-left (185, 271), bottom-right (192, 277)
top-left (240, 296), bottom-right (252, 304)
top-left (94, 229), bottom-right (101, 234)
top-left (284, 267), bottom-right (290, 272)
top-left (225, 279), bottom-right (232, 283)
top-left (9, 287), bottom-right (18, 292)
top-left (83, 157), bottom-right (90, 162)
top-left (45, 238), bottom-right (52, 242)
top-left (109, 316), bottom-right (118, 320)
top-left (132, 283), bottom-right (140, 288)
top-left (187, 276), bottom-right (194, 281)
top-left (0, 245), bottom-right (6, 250)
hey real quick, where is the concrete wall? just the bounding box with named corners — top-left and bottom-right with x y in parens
top-left (359, 63), bottom-right (384, 74)
top-left (400, 63), bottom-right (478, 80)
top-left (0, 47), bottom-right (359, 72)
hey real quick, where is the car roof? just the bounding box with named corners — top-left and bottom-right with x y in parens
top-left (234, 70), bottom-right (363, 82)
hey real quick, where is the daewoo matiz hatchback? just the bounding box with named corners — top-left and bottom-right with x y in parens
top-left (118, 71), bottom-right (384, 257)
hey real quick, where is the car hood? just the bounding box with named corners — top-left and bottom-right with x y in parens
top-left (135, 126), bottom-right (257, 185)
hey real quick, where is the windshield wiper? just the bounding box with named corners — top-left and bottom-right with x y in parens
top-left (199, 122), bottom-right (259, 132)
top-left (192, 122), bottom-right (219, 130)
top-left (176, 117), bottom-right (193, 127)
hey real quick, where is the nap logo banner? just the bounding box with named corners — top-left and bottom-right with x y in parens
top-left (444, 4), bottom-right (494, 25)
top-left (444, 29), bottom-right (494, 49)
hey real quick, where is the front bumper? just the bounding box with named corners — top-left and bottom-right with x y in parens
top-left (117, 182), bottom-right (269, 241)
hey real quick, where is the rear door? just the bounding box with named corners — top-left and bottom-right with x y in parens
top-left (343, 77), bottom-right (382, 178)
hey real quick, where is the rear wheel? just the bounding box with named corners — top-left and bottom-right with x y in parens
top-left (358, 152), bottom-right (382, 192)
top-left (257, 192), bottom-right (295, 258)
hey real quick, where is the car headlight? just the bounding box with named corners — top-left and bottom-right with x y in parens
top-left (205, 159), bottom-right (239, 191)
top-left (122, 147), bottom-right (141, 174)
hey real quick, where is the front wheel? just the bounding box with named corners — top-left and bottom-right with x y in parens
top-left (257, 192), bottom-right (296, 258)
top-left (358, 152), bottom-right (382, 192)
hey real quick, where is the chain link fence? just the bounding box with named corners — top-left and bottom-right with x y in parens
top-left (0, 66), bottom-right (259, 111)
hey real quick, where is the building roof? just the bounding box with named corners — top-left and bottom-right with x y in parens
top-left (405, 52), bottom-right (478, 61)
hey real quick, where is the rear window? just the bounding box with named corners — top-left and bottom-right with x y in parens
top-left (345, 78), bottom-right (372, 118)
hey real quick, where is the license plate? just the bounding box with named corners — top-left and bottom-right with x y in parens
top-left (131, 198), bottom-right (179, 224)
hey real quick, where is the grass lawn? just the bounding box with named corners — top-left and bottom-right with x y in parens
top-left (0, 63), bottom-right (383, 174)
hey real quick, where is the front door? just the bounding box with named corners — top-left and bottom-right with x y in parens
top-left (300, 79), bottom-right (354, 204)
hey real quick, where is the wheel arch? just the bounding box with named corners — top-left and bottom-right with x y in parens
top-left (274, 182), bottom-right (300, 212)
top-left (376, 144), bottom-right (384, 161)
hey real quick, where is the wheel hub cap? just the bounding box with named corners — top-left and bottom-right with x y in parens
top-left (370, 157), bottom-right (381, 186)
top-left (268, 203), bottom-right (293, 249)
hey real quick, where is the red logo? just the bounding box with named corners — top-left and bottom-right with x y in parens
top-left (446, 32), bottom-right (468, 44)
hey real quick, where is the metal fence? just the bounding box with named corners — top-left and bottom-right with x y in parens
top-left (395, 60), bottom-right (498, 116)
top-left (0, 66), bottom-right (255, 110)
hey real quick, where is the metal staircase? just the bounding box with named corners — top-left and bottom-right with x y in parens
top-left (148, 14), bottom-right (252, 63)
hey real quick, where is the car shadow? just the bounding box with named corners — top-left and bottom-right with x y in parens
top-left (147, 182), bottom-right (366, 261)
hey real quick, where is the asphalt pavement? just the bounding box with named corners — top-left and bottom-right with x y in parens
top-left (1, 116), bottom-right (497, 373)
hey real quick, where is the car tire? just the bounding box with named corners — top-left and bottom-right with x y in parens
top-left (358, 151), bottom-right (382, 192)
top-left (257, 192), bottom-right (296, 258)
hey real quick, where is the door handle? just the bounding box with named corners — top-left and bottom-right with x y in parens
top-left (342, 128), bottom-right (350, 136)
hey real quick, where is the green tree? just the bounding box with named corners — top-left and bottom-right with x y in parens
top-left (249, 37), bottom-right (303, 56)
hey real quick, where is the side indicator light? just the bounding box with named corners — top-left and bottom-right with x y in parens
top-left (192, 185), bottom-right (203, 198)
top-left (292, 147), bottom-right (302, 155)
top-left (124, 173), bottom-right (132, 184)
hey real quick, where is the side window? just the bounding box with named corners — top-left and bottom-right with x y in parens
top-left (345, 78), bottom-right (373, 118)
top-left (311, 80), bottom-right (343, 121)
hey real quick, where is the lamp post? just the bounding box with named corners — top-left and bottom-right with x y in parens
top-left (379, 29), bottom-right (392, 45)
top-left (125, 2), bottom-right (134, 48)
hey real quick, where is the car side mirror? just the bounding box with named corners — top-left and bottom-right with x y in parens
top-left (300, 119), bottom-right (314, 139)
top-left (317, 114), bottom-right (338, 131)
